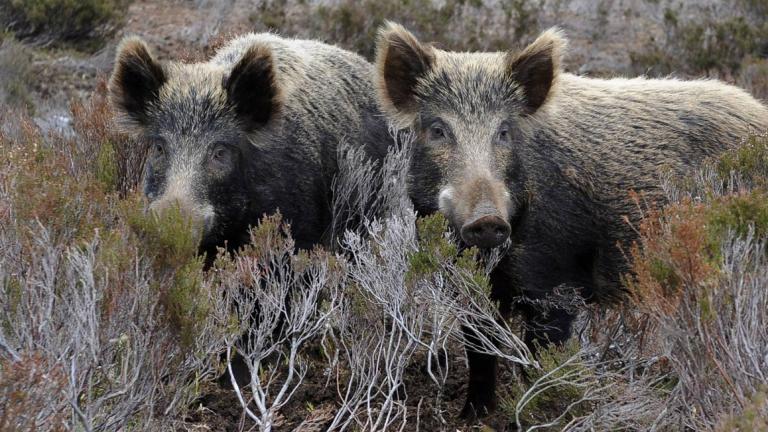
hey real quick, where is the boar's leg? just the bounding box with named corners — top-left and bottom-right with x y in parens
top-left (459, 265), bottom-right (515, 419)
top-left (460, 323), bottom-right (499, 419)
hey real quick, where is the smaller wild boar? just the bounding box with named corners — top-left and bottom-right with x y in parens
top-left (374, 22), bottom-right (768, 418)
top-left (109, 33), bottom-right (388, 261)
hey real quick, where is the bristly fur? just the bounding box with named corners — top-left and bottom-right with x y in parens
top-left (374, 22), bottom-right (768, 419)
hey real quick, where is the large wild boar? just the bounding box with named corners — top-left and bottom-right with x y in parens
top-left (109, 33), bottom-right (388, 260)
top-left (374, 22), bottom-right (768, 417)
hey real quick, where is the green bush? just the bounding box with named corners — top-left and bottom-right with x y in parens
top-left (407, 213), bottom-right (491, 298)
top-left (679, 17), bottom-right (766, 74)
top-left (717, 134), bottom-right (768, 189)
top-left (716, 389), bottom-right (768, 431)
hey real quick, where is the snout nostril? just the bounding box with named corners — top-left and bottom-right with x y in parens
top-left (460, 215), bottom-right (511, 249)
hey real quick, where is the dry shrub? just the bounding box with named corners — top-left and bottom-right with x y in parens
top-left (615, 135), bottom-right (768, 430)
top-left (636, 6), bottom-right (768, 103)
top-left (209, 213), bottom-right (347, 430)
top-left (70, 79), bottom-right (147, 197)
top-left (627, 200), bottom-right (719, 316)
top-left (493, 134), bottom-right (768, 431)
top-left (630, 1), bottom-right (768, 88)
top-left (717, 133), bottom-right (768, 189)
top-left (716, 389), bottom-right (768, 432)
top-left (0, 101), bottom-right (226, 430)
top-left (737, 57), bottom-right (768, 100)
top-left (1, 112), bottom-right (112, 246)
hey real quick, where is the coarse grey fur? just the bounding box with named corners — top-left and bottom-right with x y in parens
top-left (109, 32), bottom-right (389, 258)
top-left (375, 22), bottom-right (768, 418)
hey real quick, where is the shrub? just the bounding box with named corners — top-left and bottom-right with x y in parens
top-left (679, 17), bottom-right (765, 74)
top-left (0, 38), bottom-right (34, 111)
top-left (0, 353), bottom-right (67, 431)
top-left (492, 133), bottom-right (768, 432)
top-left (251, 0), bottom-right (540, 59)
top-left (623, 135), bottom-right (768, 430)
top-left (0, 90), bottom-right (224, 430)
top-left (70, 79), bottom-right (147, 196)
top-left (717, 134), bottom-right (768, 189)
top-left (716, 389), bottom-right (768, 432)
top-left (630, 1), bottom-right (768, 79)
top-left (737, 57), bottom-right (768, 101)
top-left (501, 340), bottom-right (592, 429)
top-left (1, 0), bottom-right (132, 49)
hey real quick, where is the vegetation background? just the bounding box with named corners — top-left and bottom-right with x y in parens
top-left (1, 0), bottom-right (767, 431)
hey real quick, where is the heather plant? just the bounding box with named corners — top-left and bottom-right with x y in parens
top-left (0, 94), bottom-right (226, 430)
top-left (70, 80), bottom-right (147, 197)
top-left (210, 213), bottom-right (347, 431)
top-left (328, 134), bottom-right (535, 430)
top-left (482, 133), bottom-right (768, 431)
top-left (0, 100), bottom-right (537, 431)
top-left (615, 134), bottom-right (768, 431)
top-left (716, 134), bottom-right (768, 190)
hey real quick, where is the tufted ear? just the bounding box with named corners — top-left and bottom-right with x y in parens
top-left (505, 28), bottom-right (566, 114)
top-left (224, 45), bottom-right (281, 131)
top-left (375, 22), bottom-right (435, 127)
top-left (109, 36), bottom-right (166, 128)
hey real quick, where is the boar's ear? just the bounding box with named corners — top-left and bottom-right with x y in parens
top-left (506, 28), bottom-right (566, 114)
top-left (375, 22), bottom-right (435, 127)
top-left (224, 45), bottom-right (281, 131)
top-left (109, 36), bottom-right (166, 129)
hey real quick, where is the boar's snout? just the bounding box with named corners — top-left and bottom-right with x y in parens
top-left (460, 214), bottom-right (511, 249)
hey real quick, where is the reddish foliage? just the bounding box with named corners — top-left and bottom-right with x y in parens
top-left (0, 354), bottom-right (68, 431)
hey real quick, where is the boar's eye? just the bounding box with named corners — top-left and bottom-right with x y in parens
top-left (149, 137), bottom-right (166, 161)
top-left (497, 123), bottom-right (513, 146)
top-left (428, 122), bottom-right (446, 141)
top-left (208, 142), bottom-right (236, 172)
top-left (213, 146), bottom-right (229, 161)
